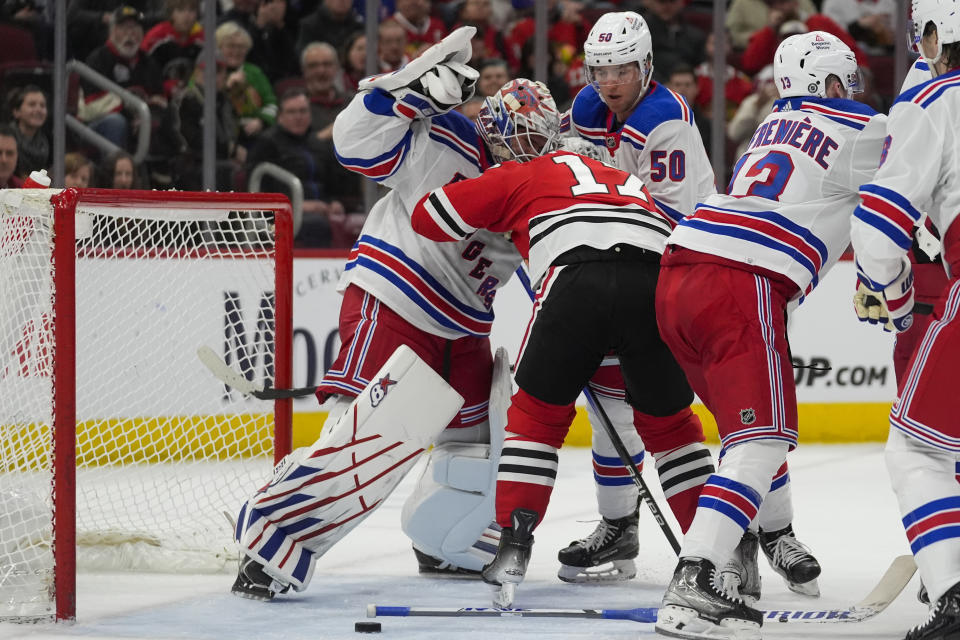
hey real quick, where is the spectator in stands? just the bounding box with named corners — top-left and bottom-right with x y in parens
top-left (340, 31), bottom-right (367, 95)
top-left (0, 124), bottom-right (21, 187)
top-left (727, 64), bottom-right (778, 159)
top-left (693, 31), bottom-right (754, 121)
top-left (216, 21), bottom-right (278, 144)
top-left (455, 0), bottom-right (504, 65)
top-left (7, 85), bottom-right (49, 177)
top-left (666, 64), bottom-right (711, 157)
top-left (636, 0), bottom-right (706, 82)
top-left (246, 88), bottom-right (363, 247)
top-left (141, 0), bottom-right (203, 97)
top-left (476, 58), bottom-right (509, 98)
top-left (221, 0), bottom-right (299, 83)
top-left (393, 0), bottom-right (446, 56)
top-left (517, 38), bottom-right (571, 109)
top-left (170, 51), bottom-right (244, 190)
top-left (67, 0), bottom-right (160, 61)
top-left (302, 42), bottom-right (348, 141)
top-left (64, 151), bottom-right (94, 188)
top-left (79, 6), bottom-right (166, 149)
top-left (457, 95), bottom-right (484, 121)
top-left (505, 0), bottom-right (588, 73)
top-left (821, 0), bottom-right (895, 54)
top-left (740, 0), bottom-right (865, 74)
top-left (726, 0), bottom-right (817, 49)
top-left (296, 0), bottom-right (362, 56)
top-left (98, 149), bottom-right (142, 189)
top-left (378, 19), bottom-right (409, 72)
top-left (2, 0), bottom-right (53, 59)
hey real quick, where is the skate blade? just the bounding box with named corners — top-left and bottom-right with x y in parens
top-left (491, 582), bottom-right (516, 609)
top-left (230, 585), bottom-right (274, 602)
top-left (656, 605), bottom-right (761, 640)
top-left (786, 577), bottom-right (820, 597)
top-left (557, 559), bottom-right (637, 583)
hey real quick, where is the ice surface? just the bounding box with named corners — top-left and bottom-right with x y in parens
top-left (0, 444), bottom-right (928, 640)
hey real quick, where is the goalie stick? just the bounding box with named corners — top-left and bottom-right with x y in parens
top-left (369, 554), bottom-right (916, 625)
top-left (196, 346), bottom-right (318, 399)
top-left (513, 266), bottom-right (682, 555)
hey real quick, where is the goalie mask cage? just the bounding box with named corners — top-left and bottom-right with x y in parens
top-left (0, 188), bottom-right (294, 622)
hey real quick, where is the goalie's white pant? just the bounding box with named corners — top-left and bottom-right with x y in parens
top-left (887, 428), bottom-right (960, 604)
top-left (401, 347), bottom-right (513, 571)
top-left (233, 346), bottom-right (463, 591)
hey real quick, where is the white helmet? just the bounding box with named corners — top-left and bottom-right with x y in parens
top-left (773, 31), bottom-right (863, 99)
top-left (910, 0), bottom-right (960, 66)
top-left (583, 11), bottom-right (654, 95)
top-left (476, 78), bottom-right (560, 162)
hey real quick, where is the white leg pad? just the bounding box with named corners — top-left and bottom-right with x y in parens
top-left (234, 345), bottom-right (464, 591)
top-left (401, 347), bottom-right (511, 571)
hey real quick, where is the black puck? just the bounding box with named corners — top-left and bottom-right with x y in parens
top-left (355, 621), bottom-right (382, 633)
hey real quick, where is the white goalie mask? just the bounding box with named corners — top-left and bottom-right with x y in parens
top-left (909, 0), bottom-right (960, 66)
top-left (583, 11), bottom-right (654, 97)
top-left (774, 31), bottom-right (863, 99)
top-left (476, 79), bottom-right (561, 163)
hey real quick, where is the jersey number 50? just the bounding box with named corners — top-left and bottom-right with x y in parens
top-left (650, 150), bottom-right (685, 182)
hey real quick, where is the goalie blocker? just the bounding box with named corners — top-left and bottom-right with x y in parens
top-left (233, 345), bottom-right (463, 593)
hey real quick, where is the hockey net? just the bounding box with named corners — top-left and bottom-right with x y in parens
top-left (0, 188), bottom-right (293, 621)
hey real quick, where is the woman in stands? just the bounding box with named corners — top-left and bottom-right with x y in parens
top-left (7, 85), bottom-right (49, 178)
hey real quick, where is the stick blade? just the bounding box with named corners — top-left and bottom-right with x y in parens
top-left (197, 345), bottom-right (262, 394)
top-left (856, 554), bottom-right (916, 613)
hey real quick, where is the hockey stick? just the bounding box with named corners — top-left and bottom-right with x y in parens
top-left (369, 554), bottom-right (916, 625)
top-left (513, 267), bottom-right (681, 555)
top-left (196, 346), bottom-right (318, 400)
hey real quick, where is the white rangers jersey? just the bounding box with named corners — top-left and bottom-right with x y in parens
top-left (669, 96), bottom-right (887, 300)
top-left (332, 88), bottom-right (521, 339)
top-left (568, 82), bottom-right (716, 223)
top-left (851, 68), bottom-right (960, 288)
top-left (902, 58), bottom-right (933, 94)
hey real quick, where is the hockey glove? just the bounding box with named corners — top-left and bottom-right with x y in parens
top-left (853, 257), bottom-right (915, 333)
top-left (392, 61), bottom-right (478, 119)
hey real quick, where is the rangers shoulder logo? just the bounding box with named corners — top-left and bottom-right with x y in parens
top-left (740, 408), bottom-right (756, 425)
top-left (370, 374), bottom-right (397, 407)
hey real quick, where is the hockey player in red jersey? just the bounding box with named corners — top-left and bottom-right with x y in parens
top-left (411, 78), bottom-right (702, 608)
top-left (851, 1), bottom-right (960, 637)
top-left (652, 32), bottom-right (887, 639)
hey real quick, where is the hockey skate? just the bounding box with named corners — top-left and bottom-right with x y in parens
top-left (656, 557), bottom-right (763, 640)
top-left (413, 546), bottom-right (481, 578)
top-left (759, 524), bottom-right (821, 596)
top-left (557, 510), bottom-right (639, 583)
top-left (231, 555), bottom-right (291, 601)
top-left (905, 581), bottom-right (960, 640)
top-left (720, 530), bottom-right (761, 604)
top-left (481, 508), bottom-right (537, 608)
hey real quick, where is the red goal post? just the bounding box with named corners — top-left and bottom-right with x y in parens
top-left (0, 188), bottom-right (293, 622)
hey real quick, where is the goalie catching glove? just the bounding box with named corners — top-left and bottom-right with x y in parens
top-left (359, 25), bottom-right (478, 119)
top-left (853, 256), bottom-right (915, 333)
top-left (396, 61), bottom-right (478, 118)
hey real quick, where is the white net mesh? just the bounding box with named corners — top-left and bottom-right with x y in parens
top-left (0, 189), bottom-right (290, 621)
